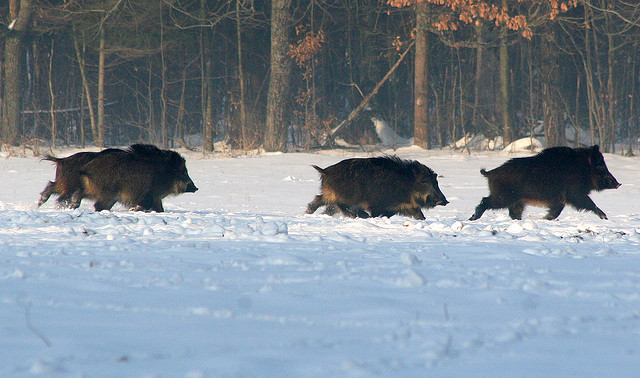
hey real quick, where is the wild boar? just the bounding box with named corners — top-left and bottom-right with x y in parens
top-left (469, 145), bottom-right (621, 221)
top-left (79, 144), bottom-right (198, 212)
top-left (38, 148), bottom-right (124, 209)
top-left (306, 156), bottom-right (448, 220)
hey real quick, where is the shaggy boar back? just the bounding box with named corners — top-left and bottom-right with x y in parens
top-left (80, 144), bottom-right (198, 212)
top-left (469, 145), bottom-right (620, 221)
top-left (306, 156), bottom-right (448, 220)
top-left (38, 149), bottom-right (124, 209)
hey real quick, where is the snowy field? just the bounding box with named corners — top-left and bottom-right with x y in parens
top-left (1, 146), bottom-right (640, 376)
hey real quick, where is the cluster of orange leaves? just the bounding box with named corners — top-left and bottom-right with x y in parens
top-left (387, 0), bottom-right (578, 39)
top-left (289, 25), bottom-right (326, 77)
top-left (392, 35), bottom-right (405, 51)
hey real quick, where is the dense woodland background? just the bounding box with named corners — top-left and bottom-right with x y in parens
top-left (1, 0), bottom-right (639, 154)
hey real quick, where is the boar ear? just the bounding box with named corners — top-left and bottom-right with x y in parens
top-left (588, 145), bottom-right (603, 165)
top-left (169, 152), bottom-right (185, 168)
top-left (409, 163), bottom-right (426, 178)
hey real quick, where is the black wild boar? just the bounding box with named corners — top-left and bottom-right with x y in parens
top-left (79, 144), bottom-right (198, 212)
top-left (38, 148), bottom-right (124, 209)
top-left (469, 145), bottom-right (621, 221)
top-left (306, 156), bottom-right (449, 220)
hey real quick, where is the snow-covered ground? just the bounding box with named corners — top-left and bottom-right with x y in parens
top-left (1, 146), bottom-right (639, 376)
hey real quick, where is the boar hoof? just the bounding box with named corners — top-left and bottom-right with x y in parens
top-left (594, 208), bottom-right (608, 219)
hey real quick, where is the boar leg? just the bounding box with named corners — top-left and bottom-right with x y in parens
top-left (370, 207), bottom-right (394, 218)
top-left (335, 203), bottom-right (357, 218)
top-left (57, 191), bottom-right (77, 208)
top-left (151, 198), bottom-right (164, 212)
top-left (94, 199), bottom-right (116, 212)
top-left (508, 202), bottom-right (524, 220)
top-left (322, 204), bottom-right (337, 216)
top-left (568, 195), bottom-right (607, 219)
top-left (544, 203), bottom-right (565, 220)
top-left (306, 195), bottom-right (324, 214)
top-left (353, 209), bottom-right (370, 218)
top-left (131, 202), bottom-right (164, 212)
top-left (341, 206), bottom-right (369, 218)
top-left (321, 204), bottom-right (367, 218)
top-left (469, 197), bottom-right (491, 221)
top-left (69, 190), bottom-right (84, 209)
top-left (38, 181), bottom-right (57, 207)
top-left (134, 194), bottom-right (164, 212)
top-left (399, 207), bottom-right (426, 220)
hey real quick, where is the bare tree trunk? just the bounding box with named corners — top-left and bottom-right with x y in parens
top-left (472, 24), bottom-right (483, 133)
top-left (160, 6), bottom-right (168, 149)
top-left (48, 41), bottom-right (56, 148)
top-left (203, 51), bottom-right (215, 152)
top-left (582, 8), bottom-right (597, 146)
top-left (264, 0), bottom-right (292, 152)
top-left (606, 31), bottom-right (616, 153)
top-left (175, 66), bottom-right (188, 149)
top-left (236, 0), bottom-right (248, 150)
top-left (80, 86), bottom-right (85, 147)
top-left (527, 41), bottom-right (536, 144)
top-left (499, 3), bottom-right (513, 145)
top-left (97, 25), bottom-right (106, 147)
top-left (450, 63), bottom-right (458, 147)
top-left (73, 28), bottom-right (96, 146)
top-left (433, 82), bottom-right (443, 147)
top-left (0, 38), bottom-right (3, 135)
top-left (457, 49), bottom-right (470, 155)
top-left (592, 15), bottom-right (608, 151)
top-left (3, 0), bottom-right (34, 145)
top-left (627, 43), bottom-right (636, 156)
top-left (145, 59), bottom-right (154, 141)
top-left (541, 26), bottom-right (566, 148)
top-left (200, 0), bottom-right (214, 153)
top-left (413, 2), bottom-right (430, 148)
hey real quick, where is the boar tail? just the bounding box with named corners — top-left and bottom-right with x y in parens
top-left (42, 154), bottom-right (60, 163)
top-left (480, 169), bottom-right (489, 176)
top-left (312, 165), bottom-right (325, 174)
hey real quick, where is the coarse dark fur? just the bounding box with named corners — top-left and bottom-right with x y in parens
top-left (38, 148), bottom-right (124, 209)
top-left (469, 145), bottom-right (621, 221)
top-left (306, 156), bottom-right (448, 220)
top-left (79, 144), bottom-right (198, 212)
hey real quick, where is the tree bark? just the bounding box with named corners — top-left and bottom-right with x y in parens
top-left (236, 0), bottom-right (248, 150)
top-left (3, 0), bottom-right (34, 145)
top-left (203, 43), bottom-right (215, 152)
top-left (472, 24), bottom-right (483, 134)
top-left (97, 25), bottom-right (106, 147)
top-left (499, 1), bottom-right (513, 145)
top-left (413, 2), bottom-right (430, 148)
top-left (582, 7), bottom-right (598, 146)
top-left (541, 28), bottom-right (565, 148)
top-left (264, 0), bottom-right (292, 152)
top-left (200, 0), bottom-right (214, 153)
top-left (48, 41), bottom-right (56, 148)
top-left (73, 27), bottom-right (97, 145)
top-left (160, 4), bottom-right (168, 148)
top-left (175, 66), bottom-right (188, 149)
top-left (606, 30), bottom-right (615, 153)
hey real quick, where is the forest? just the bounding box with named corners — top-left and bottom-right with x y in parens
top-left (1, 0), bottom-right (639, 154)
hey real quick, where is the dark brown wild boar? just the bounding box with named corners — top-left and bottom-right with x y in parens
top-left (469, 145), bottom-right (621, 221)
top-left (79, 144), bottom-right (198, 212)
top-left (306, 156), bottom-right (448, 220)
top-left (38, 148), bottom-right (124, 209)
